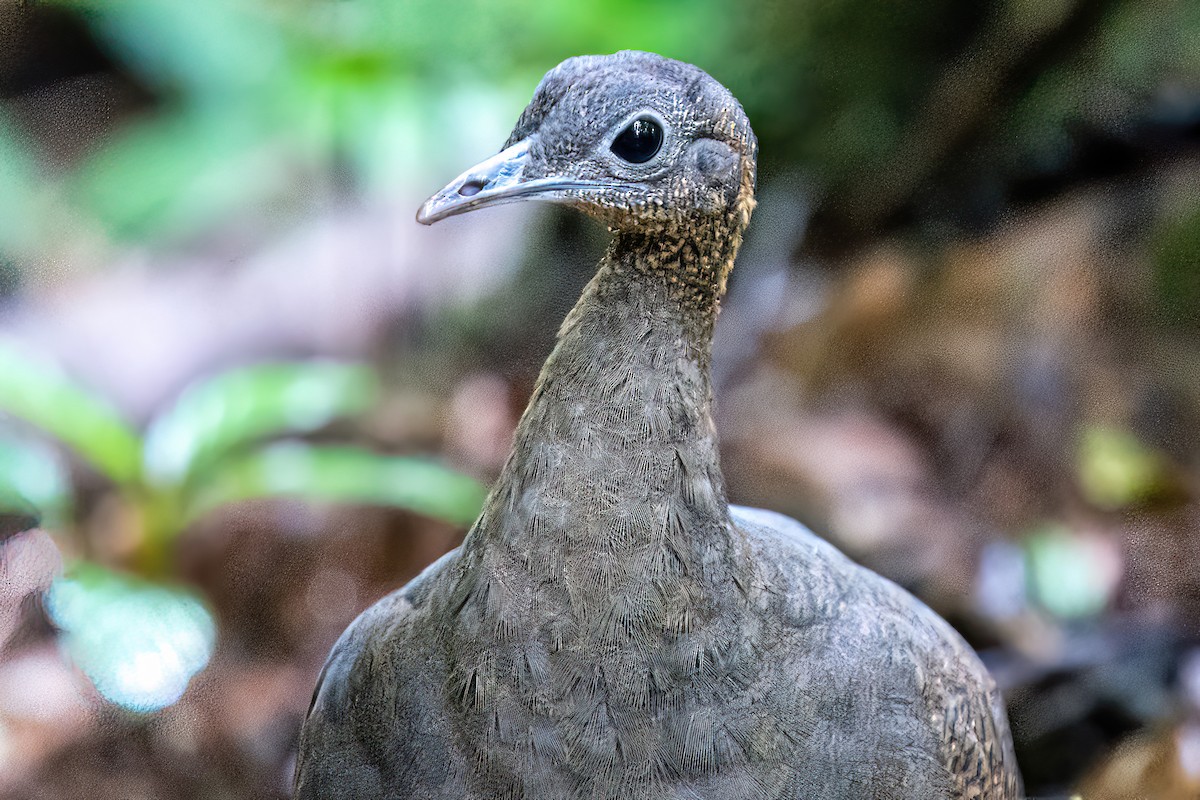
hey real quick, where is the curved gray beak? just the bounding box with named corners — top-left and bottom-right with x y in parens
top-left (416, 138), bottom-right (609, 225)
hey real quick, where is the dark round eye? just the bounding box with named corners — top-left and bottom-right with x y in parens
top-left (610, 117), bottom-right (663, 164)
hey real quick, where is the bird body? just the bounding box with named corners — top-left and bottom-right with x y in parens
top-left (295, 51), bottom-right (1023, 799)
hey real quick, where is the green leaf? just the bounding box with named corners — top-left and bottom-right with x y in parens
top-left (144, 361), bottom-right (379, 487)
top-left (0, 343), bottom-right (141, 486)
top-left (0, 115), bottom-right (49, 256)
top-left (59, 0), bottom-right (290, 98)
top-left (47, 562), bottom-right (216, 712)
top-left (185, 442), bottom-right (486, 527)
top-left (0, 434), bottom-right (71, 529)
top-left (71, 110), bottom-right (284, 241)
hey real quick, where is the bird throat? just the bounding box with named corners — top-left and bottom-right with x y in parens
top-left (466, 218), bottom-right (747, 620)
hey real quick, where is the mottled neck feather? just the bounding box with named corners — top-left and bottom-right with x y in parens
top-left (473, 216), bottom-right (745, 571)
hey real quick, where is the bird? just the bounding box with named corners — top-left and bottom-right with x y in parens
top-left (293, 50), bottom-right (1024, 800)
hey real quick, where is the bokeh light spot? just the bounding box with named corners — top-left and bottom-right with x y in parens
top-left (46, 567), bottom-right (216, 713)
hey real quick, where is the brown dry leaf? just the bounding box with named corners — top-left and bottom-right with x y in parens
top-left (1077, 721), bottom-right (1200, 800)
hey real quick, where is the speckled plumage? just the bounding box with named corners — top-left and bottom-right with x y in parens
top-left (294, 51), bottom-right (1024, 799)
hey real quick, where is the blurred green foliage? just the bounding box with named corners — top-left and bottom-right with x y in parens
top-left (142, 361), bottom-right (378, 487)
top-left (48, 562), bottom-right (217, 712)
top-left (0, 434), bottom-right (68, 529)
top-left (0, 0), bottom-right (1191, 255)
top-left (0, 346), bottom-right (486, 570)
top-left (0, 345), bottom-right (142, 485)
top-left (1076, 424), bottom-right (1169, 511)
top-left (190, 443), bottom-right (485, 528)
top-left (0, 345), bottom-right (487, 575)
top-left (0, 115), bottom-right (56, 257)
top-left (16, 0), bottom-right (732, 243)
top-left (1152, 197), bottom-right (1200, 328)
top-left (0, 346), bottom-right (485, 710)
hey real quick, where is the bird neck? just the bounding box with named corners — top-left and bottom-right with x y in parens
top-left (466, 218), bottom-right (747, 585)
top-left (439, 219), bottom-right (758, 778)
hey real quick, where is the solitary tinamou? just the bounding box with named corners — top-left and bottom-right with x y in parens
top-left (294, 51), bottom-right (1024, 800)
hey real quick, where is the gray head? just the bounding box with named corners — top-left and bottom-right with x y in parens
top-left (417, 51), bottom-right (757, 234)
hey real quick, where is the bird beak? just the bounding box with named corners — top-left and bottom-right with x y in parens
top-left (416, 138), bottom-right (606, 225)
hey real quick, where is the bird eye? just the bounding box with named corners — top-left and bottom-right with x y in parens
top-left (610, 117), bottom-right (663, 164)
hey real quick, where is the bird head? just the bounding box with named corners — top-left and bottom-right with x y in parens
top-left (417, 51), bottom-right (757, 235)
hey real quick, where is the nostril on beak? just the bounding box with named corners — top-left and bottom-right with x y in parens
top-left (458, 179), bottom-right (486, 197)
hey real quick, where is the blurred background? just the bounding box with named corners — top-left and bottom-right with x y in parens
top-left (0, 0), bottom-right (1197, 797)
